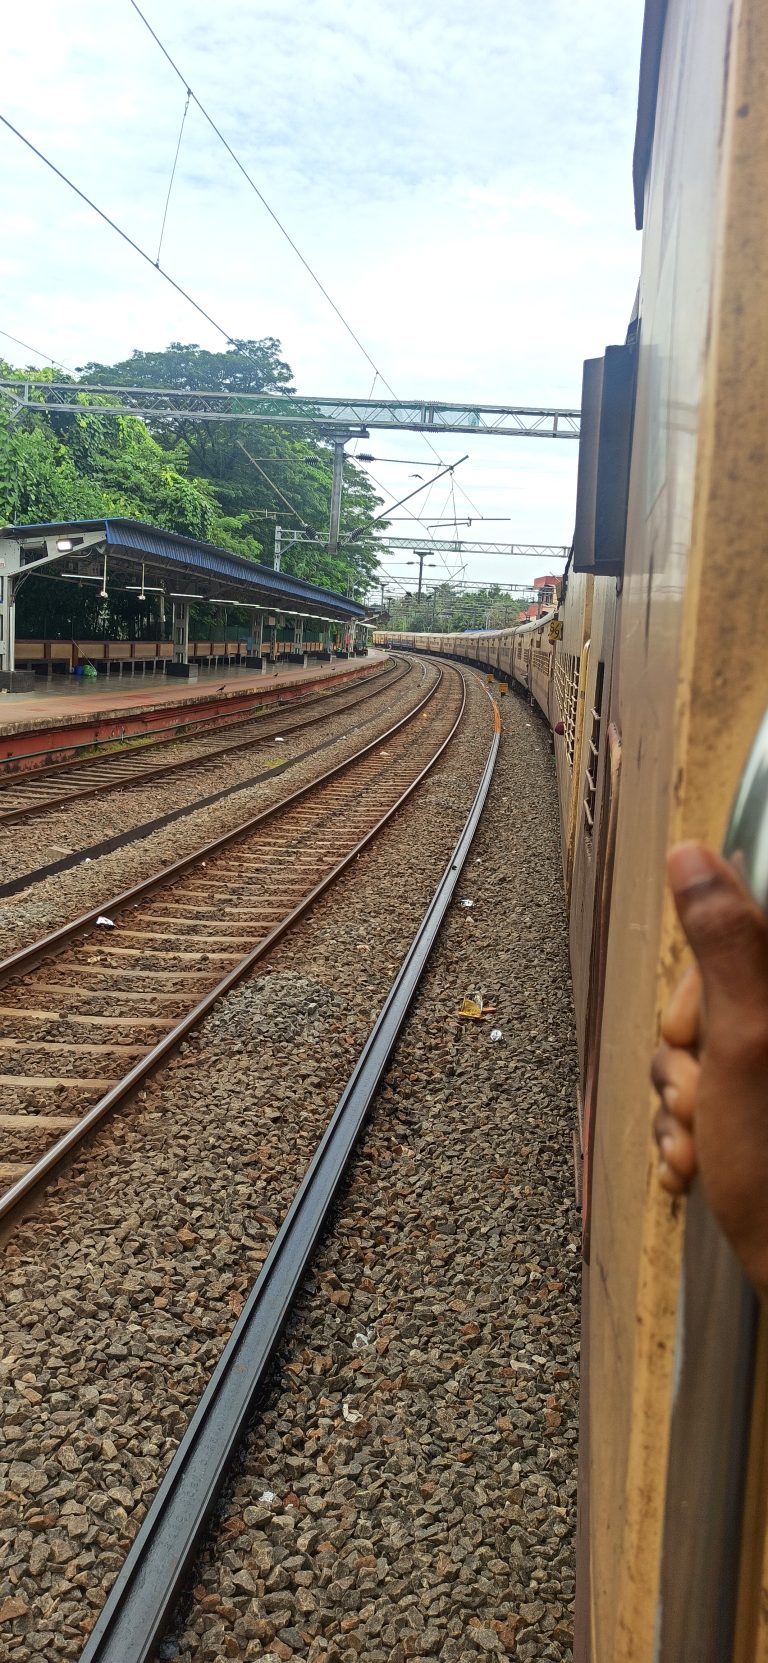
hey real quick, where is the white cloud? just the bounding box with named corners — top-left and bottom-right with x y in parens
top-left (1, 0), bottom-right (645, 589)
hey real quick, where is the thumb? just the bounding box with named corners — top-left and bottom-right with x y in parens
top-left (667, 842), bottom-right (768, 1028)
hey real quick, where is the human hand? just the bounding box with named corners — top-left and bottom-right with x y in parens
top-left (652, 842), bottom-right (768, 1298)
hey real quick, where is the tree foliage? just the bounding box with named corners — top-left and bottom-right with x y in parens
top-left (78, 341), bottom-right (384, 590)
top-left (386, 582), bottom-right (527, 633)
top-left (1, 339), bottom-right (386, 640)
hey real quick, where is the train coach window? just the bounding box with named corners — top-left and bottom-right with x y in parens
top-left (583, 663), bottom-right (605, 834)
top-left (555, 652), bottom-right (580, 770)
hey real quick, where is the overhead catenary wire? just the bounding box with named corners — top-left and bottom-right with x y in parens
top-left (0, 326), bottom-right (75, 374)
top-left (0, 112), bottom-right (263, 363)
top-left (339, 459), bottom-right (468, 557)
top-left (236, 439), bottom-right (315, 529)
top-left (449, 471), bottom-right (459, 535)
top-left (0, 113), bottom-right (342, 539)
top-left (361, 470), bottom-right (457, 589)
top-left (430, 475), bottom-right (465, 581)
top-left (382, 516), bottom-right (511, 524)
top-left (0, 114), bottom-right (477, 537)
top-left (155, 87), bottom-right (191, 266)
top-left (351, 372), bottom-right (379, 460)
top-left (128, 0), bottom-right (387, 387)
top-left (125, 0), bottom-right (486, 518)
top-left (0, 88), bottom-right (473, 542)
top-left (356, 455), bottom-right (443, 468)
top-left (367, 458), bottom-right (468, 528)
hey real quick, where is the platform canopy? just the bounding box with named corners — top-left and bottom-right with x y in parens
top-left (0, 518), bottom-right (366, 620)
top-left (0, 518), bottom-right (367, 675)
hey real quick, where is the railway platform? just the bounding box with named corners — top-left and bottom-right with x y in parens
top-left (0, 650), bottom-right (386, 772)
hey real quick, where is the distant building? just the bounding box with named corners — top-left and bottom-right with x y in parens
top-left (521, 572), bottom-right (563, 621)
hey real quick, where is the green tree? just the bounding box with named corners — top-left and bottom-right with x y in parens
top-left (0, 336), bottom-right (386, 640)
top-left (78, 342), bottom-right (384, 596)
top-left (386, 582), bottom-right (527, 633)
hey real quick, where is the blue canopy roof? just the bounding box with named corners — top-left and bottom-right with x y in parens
top-left (2, 518), bottom-right (367, 621)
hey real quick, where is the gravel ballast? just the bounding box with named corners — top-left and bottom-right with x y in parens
top-left (0, 660), bottom-right (436, 957)
top-left (0, 670), bottom-right (580, 1662)
top-left (0, 667), bottom-right (505, 1663)
top-left (157, 682), bottom-right (580, 1663)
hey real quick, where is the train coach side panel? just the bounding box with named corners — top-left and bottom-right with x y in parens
top-left (553, 573), bottom-right (594, 894)
top-left (529, 627), bottom-right (554, 722)
top-left (581, 0), bottom-right (768, 1655)
top-left (563, 578), bottom-right (618, 1083)
top-left (497, 633), bottom-right (515, 684)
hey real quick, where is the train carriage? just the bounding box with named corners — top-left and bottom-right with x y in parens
top-left (376, 0), bottom-right (768, 1653)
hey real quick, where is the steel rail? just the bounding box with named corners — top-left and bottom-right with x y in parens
top-left (0, 659), bottom-right (392, 779)
top-left (0, 663), bottom-right (417, 902)
top-left (0, 666), bottom-right (442, 991)
top-left (77, 684), bottom-right (500, 1663)
top-left (0, 659), bottom-right (390, 777)
top-left (0, 664), bottom-right (460, 1219)
top-left (0, 659), bottom-right (408, 825)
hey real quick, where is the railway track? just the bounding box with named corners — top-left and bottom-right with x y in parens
top-left (67, 669), bottom-right (500, 1663)
top-left (0, 662), bottom-right (464, 1221)
top-left (0, 658), bottom-right (406, 825)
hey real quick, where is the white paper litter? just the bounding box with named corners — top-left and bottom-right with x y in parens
top-left (342, 1402), bottom-right (362, 1424)
top-left (96, 916), bottom-right (114, 928)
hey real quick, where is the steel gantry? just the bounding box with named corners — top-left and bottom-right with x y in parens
top-left (365, 537), bottom-right (570, 559)
top-left (0, 381), bottom-right (581, 439)
top-left (284, 532), bottom-right (570, 560)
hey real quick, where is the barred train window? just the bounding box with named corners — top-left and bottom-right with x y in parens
top-left (554, 652), bottom-right (579, 770)
top-left (583, 663), bottom-right (605, 836)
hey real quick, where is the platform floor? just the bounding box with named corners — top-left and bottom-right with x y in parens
top-left (0, 652), bottom-right (386, 741)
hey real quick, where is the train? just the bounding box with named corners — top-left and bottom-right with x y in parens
top-left (377, 0), bottom-right (768, 1656)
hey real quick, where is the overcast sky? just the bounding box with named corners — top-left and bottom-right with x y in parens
top-left (2, 0), bottom-right (645, 596)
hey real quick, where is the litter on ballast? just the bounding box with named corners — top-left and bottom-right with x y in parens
top-left (459, 898), bottom-right (474, 908)
top-left (260, 1489), bottom-right (275, 1504)
top-left (96, 916), bottom-right (115, 928)
top-left (489, 1029), bottom-right (503, 1043)
top-left (273, 736), bottom-right (285, 743)
top-left (456, 993), bottom-right (497, 1021)
top-left (342, 1402), bottom-right (362, 1424)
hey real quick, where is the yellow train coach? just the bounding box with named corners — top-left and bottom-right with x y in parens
top-left (376, 0), bottom-right (768, 1653)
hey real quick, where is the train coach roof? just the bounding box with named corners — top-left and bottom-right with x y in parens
top-left (633, 0), bottom-right (667, 229)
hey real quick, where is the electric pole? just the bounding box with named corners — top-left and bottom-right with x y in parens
top-left (324, 426), bottom-right (368, 557)
top-left (328, 440), bottom-right (346, 557)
